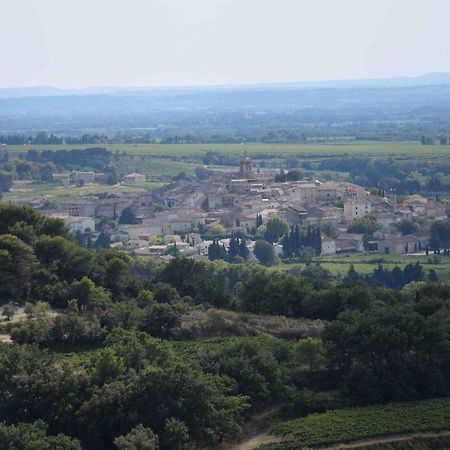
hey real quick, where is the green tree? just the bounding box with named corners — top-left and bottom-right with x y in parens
top-left (161, 418), bottom-right (192, 450)
top-left (93, 348), bottom-right (125, 385)
top-left (95, 232), bottom-right (111, 249)
top-left (396, 220), bottom-right (419, 235)
top-left (34, 235), bottom-right (93, 282)
top-left (0, 170), bottom-right (13, 193)
top-left (119, 207), bottom-right (139, 225)
top-left (430, 220), bottom-right (450, 252)
top-left (105, 164), bottom-right (119, 185)
top-left (24, 301), bottom-right (34, 318)
top-left (264, 218), bottom-right (289, 244)
top-left (114, 425), bottom-right (159, 450)
top-left (294, 337), bottom-right (326, 371)
top-left (285, 169), bottom-right (303, 181)
top-left (0, 234), bottom-right (35, 302)
top-left (141, 303), bottom-right (181, 338)
top-left (69, 276), bottom-right (111, 310)
top-left (347, 214), bottom-right (382, 236)
top-left (0, 421), bottom-right (81, 450)
top-left (254, 240), bottom-right (276, 266)
top-left (2, 302), bottom-right (18, 321)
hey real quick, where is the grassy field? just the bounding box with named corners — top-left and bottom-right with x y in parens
top-left (260, 397), bottom-right (450, 449)
top-left (275, 253), bottom-right (450, 280)
top-left (5, 141), bottom-right (450, 156)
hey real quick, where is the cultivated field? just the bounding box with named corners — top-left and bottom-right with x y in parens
top-left (260, 398), bottom-right (450, 449)
top-left (5, 141), bottom-right (450, 156)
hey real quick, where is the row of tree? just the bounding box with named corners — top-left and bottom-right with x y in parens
top-left (282, 225), bottom-right (322, 257)
top-left (208, 236), bottom-right (249, 262)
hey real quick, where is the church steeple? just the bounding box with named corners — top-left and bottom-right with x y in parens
top-left (239, 151), bottom-right (252, 178)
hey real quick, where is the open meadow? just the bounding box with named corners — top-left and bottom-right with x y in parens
top-left (275, 252), bottom-right (450, 280)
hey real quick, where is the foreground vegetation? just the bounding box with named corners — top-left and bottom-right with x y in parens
top-left (1, 204), bottom-right (450, 449)
top-left (262, 398), bottom-right (450, 449)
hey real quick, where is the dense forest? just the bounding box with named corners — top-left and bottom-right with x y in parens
top-left (0, 205), bottom-right (450, 449)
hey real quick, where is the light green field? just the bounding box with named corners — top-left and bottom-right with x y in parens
top-left (275, 253), bottom-right (450, 280)
top-left (5, 141), bottom-right (450, 156)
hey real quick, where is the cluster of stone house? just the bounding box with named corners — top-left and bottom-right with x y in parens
top-left (5, 152), bottom-right (449, 259)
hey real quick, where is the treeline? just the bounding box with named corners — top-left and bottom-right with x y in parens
top-left (345, 262), bottom-right (434, 289)
top-left (316, 155), bottom-right (450, 194)
top-left (25, 147), bottom-right (111, 171)
top-left (421, 135), bottom-right (450, 145)
top-left (208, 236), bottom-right (249, 262)
top-left (282, 225), bottom-right (322, 257)
top-left (0, 148), bottom-right (118, 194)
top-left (0, 132), bottom-right (109, 145)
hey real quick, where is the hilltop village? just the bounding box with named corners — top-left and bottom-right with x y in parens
top-left (4, 151), bottom-right (447, 262)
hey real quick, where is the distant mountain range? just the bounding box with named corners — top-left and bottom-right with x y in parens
top-left (2, 72), bottom-right (450, 138)
top-left (2, 72), bottom-right (450, 99)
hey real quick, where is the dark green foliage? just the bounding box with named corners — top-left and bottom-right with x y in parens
top-left (275, 170), bottom-right (303, 182)
top-left (254, 240), bottom-right (276, 266)
top-left (347, 214), bottom-right (382, 237)
top-left (264, 218), bottom-right (289, 244)
top-left (35, 235), bottom-right (94, 282)
top-left (282, 225), bottom-right (321, 257)
top-left (11, 308), bottom-right (104, 346)
top-left (396, 219), bottom-right (419, 235)
top-left (0, 204), bottom-right (70, 239)
top-left (207, 239), bottom-right (227, 261)
top-left (343, 262), bottom-right (425, 290)
top-left (256, 214), bottom-right (263, 229)
top-left (0, 234), bottom-right (35, 302)
top-left (95, 232), bottom-right (111, 249)
top-left (92, 349), bottom-right (125, 385)
top-left (208, 236), bottom-right (249, 263)
top-left (141, 303), bottom-right (181, 338)
top-left (323, 300), bottom-right (450, 403)
top-left (198, 340), bottom-right (288, 409)
top-left (0, 346), bottom-right (93, 438)
top-left (26, 147), bottom-right (110, 171)
top-left (78, 362), bottom-right (249, 448)
top-left (0, 421), bottom-right (81, 450)
top-left (114, 425), bottom-right (159, 450)
top-left (160, 418), bottom-right (192, 450)
top-left (0, 170), bottom-right (13, 193)
top-left (119, 207), bottom-right (139, 225)
top-left (430, 220), bottom-right (450, 251)
top-left (282, 389), bottom-right (342, 418)
top-left (239, 272), bottom-right (312, 316)
top-left (158, 258), bottom-right (232, 307)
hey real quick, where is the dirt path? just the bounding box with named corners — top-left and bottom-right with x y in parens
top-left (225, 407), bottom-right (281, 450)
top-left (229, 433), bottom-right (281, 450)
top-left (322, 430), bottom-right (450, 449)
top-left (228, 429), bottom-right (450, 450)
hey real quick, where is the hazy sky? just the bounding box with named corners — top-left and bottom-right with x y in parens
top-left (2, 0), bottom-right (450, 88)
